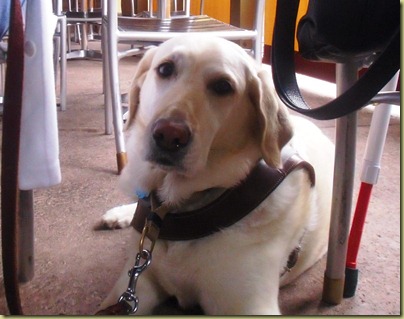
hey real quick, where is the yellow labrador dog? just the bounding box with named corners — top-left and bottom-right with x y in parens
top-left (99, 35), bottom-right (334, 315)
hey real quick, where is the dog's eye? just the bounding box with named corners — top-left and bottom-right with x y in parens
top-left (157, 61), bottom-right (175, 78)
top-left (209, 79), bottom-right (234, 96)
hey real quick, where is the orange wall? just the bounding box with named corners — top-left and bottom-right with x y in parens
top-left (264, 0), bottom-right (309, 48)
top-left (195, 0), bottom-right (309, 48)
top-left (190, 0), bottom-right (231, 23)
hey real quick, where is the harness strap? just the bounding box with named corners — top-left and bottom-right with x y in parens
top-left (131, 155), bottom-right (315, 241)
top-left (1, 0), bottom-right (25, 315)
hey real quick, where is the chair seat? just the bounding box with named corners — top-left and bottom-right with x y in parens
top-left (118, 15), bottom-right (245, 33)
top-left (66, 10), bottom-right (102, 19)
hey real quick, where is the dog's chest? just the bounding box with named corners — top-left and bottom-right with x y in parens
top-left (152, 242), bottom-right (203, 307)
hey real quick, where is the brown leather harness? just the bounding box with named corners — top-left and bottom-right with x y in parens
top-left (131, 155), bottom-right (315, 241)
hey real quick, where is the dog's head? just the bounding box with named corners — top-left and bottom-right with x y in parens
top-left (122, 35), bottom-right (293, 202)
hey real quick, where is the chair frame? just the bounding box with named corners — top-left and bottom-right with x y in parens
top-left (322, 64), bottom-right (400, 304)
top-left (53, 0), bottom-right (68, 110)
top-left (64, 0), bottom-right (103, 60)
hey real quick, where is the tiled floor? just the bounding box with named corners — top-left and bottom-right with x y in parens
top-left (0, 45), bottom-right (400, 315)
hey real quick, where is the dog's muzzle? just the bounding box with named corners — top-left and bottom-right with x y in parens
top-left (147, 118), bottom-right (192, 168)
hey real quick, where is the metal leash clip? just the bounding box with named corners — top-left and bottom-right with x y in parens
top-left (117, 193), bottom-right (170, 314)
top-left (118, 249), bottom-right (152, 314)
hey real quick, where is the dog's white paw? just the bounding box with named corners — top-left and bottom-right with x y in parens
top-left (98, 203), bottom-right (137, 230)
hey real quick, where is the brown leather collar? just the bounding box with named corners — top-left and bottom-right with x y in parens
top-left (131, 154), bottom-right (315, 241)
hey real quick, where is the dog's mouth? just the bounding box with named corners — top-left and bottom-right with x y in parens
top-left (147, 151), bottom-right (187, 171)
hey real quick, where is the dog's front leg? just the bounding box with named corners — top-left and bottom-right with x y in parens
top-left (201, 275), bottom-right (281, 315)
top-left (100, 203), bottom-right (138, 229)
top-left (197, 246), bottom-right (283, 315)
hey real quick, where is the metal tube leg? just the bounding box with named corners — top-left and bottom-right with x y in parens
top-left (107, 0), bottom-right (127, 174)
top-left (253, 0), bottom-right (265, 64)
top-left (322, 62), bottom-right (358, 305)
top-left (53, 35), bottom-right (60, 95)
top-left (18, 190), bottom-right (34, 283)
top-left (59, 16), bottom-right (67, 111)
top-left (102, 20), bottom-right (113, 135)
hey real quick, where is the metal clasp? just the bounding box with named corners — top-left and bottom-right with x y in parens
top-left (117, 192), bottom-right (170, 314)
top-left (139, 218), bottom-right (159, 254)
top-left (118, 249), bottom-right (152, 314)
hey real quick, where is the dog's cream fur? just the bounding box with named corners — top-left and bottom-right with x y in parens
top-left (100, 35), bottom-right (334, 315)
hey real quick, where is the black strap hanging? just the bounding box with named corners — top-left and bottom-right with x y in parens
top-left (271, 0), bottom-right (400, 120)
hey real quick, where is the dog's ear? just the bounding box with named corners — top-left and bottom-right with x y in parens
top-left (126, 47), bottom-right (158, 128)
top-left (249, 69), bottom-right (293, 168)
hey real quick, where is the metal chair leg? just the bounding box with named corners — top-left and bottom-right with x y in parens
top-left (59, 15), bottom-right (67, 111)
top-left (102, 19), bottom-right (113, 135)
top-left (322, 62), bottom-right (359, 305)
top-left (105, 0), bottom-right (127, 173)
top-left (253, 0), bottom-right (265, 64)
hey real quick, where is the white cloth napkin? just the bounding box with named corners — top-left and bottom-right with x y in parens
top-left (18, 0), bottom-right (61, 190)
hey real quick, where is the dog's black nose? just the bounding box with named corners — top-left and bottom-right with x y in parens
top-left (152, 119), bottom-right (191, 152)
